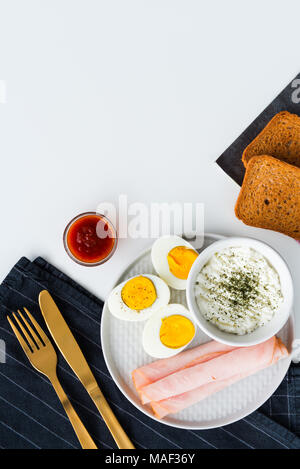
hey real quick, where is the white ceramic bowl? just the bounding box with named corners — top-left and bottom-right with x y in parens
top-left (186, 237), bottom-right (294, 347)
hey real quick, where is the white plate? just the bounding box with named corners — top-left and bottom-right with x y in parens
top-left (101, 233), bottom-right (293, 430)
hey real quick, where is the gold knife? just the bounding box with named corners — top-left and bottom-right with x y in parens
top-left (39, 290), bottom-right (135, 450)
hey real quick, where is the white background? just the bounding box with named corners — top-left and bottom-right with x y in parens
top-left (0, 0), bottom-right (299, 333)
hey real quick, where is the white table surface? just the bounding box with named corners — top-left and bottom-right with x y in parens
top-left (0, 0), bottom-right (299, 336)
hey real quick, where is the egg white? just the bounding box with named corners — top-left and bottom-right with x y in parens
top-left (142, 304), bottom-right (196, 358)
top-left (107, 274), bottom-right (170, 322)
top-left (151, 235), bottom-right (198, 290)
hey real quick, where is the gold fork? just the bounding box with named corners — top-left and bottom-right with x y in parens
top-left (7, 308), bottom-right (97, 450)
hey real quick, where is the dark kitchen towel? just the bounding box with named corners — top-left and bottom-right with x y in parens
top-left (0, 257), bottom-right (299, 449)
top-left (216, 73), bottom-right (300, 186)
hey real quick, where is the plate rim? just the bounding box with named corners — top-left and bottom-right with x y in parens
top-left (100, 233), bottom-right (293, 430)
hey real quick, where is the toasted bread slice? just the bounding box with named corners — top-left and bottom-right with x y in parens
top-left (235, 155), bottom-right (300, 239)
top-left (242, 111), bottom-right (300, 168)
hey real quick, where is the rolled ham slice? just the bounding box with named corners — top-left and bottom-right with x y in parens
top-left (151, 374), bottom-right (244, 419)
top-left (151, 338), bottom-right (288, 418)
top-left (132, 340), bottom-right (236, 390)
top-left (140, 336), bottom-right (288, 405)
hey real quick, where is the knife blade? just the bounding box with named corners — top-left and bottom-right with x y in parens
top-left (39, 289), bottom-right (135, 449)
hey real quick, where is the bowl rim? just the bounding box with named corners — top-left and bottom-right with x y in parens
top-left (186, 236), bottom-right (294, 347)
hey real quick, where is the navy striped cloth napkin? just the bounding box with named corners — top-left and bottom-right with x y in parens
top-left (0, 256), bottom-right (299, 449)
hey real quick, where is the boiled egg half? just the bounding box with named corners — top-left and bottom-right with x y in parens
top-left (151, 235), bottom-right (198, 290)
top-left (142, 304), bottom-right (196, 358)
top-left (107, 274), bottom-right (170, 321)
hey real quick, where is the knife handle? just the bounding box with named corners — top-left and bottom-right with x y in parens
top-left (50, 374), bottom-right (98, 450)
top-left (89, 386), bottom-right (135, 449)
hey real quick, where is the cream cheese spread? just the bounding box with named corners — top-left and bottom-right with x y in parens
top-left (194, 246), bottom-right (283, 335)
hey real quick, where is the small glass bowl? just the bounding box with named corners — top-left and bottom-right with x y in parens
top-left (63, 211), bottom-right (118, 267)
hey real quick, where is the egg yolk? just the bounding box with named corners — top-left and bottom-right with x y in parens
top-left (160, 315), bottom-right (195, 349)
top-left (167, 246), bottom-right (198, 280)
top-left (121, 276), bottom-right (157, 310)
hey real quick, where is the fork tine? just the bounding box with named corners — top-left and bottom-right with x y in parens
top-left (23, 307), bottom-right (49, 346)
top-left (15, 309), bottom-right (44, 349)
top-left (13, 312), bottom-right (38, 350)
top-left (7, 315), bottom-right (32, 356)
top-left (17, 309), bottom-right (44, 349)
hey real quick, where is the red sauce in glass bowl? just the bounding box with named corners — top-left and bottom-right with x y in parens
top-left (64, 213), bottom-right (117, 265)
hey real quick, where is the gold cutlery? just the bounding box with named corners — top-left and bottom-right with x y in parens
top-left (39, 290), bottom-right (135, 450)
top-left (7, 308), bottom-right (97, 450)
